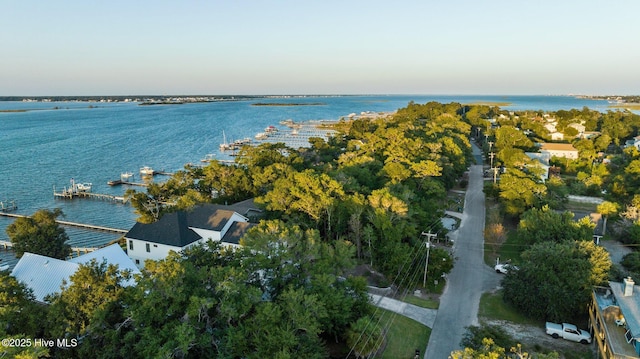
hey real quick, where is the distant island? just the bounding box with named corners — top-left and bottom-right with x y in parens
top-left (251, 102), bottom-right (326, 106)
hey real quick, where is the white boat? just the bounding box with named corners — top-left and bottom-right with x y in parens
top-left (140, 166), bottom-right (155, 176)
top-left (121, 172), bottom-right (134, 180)
top-left (220, 130), bottom-right (232, 150)
top-left (76, 183), bottom-right (92, 192)
top-left (265, 125), bottom-right (278, 133)
top-left (255, 132), bottom-right (268, 140)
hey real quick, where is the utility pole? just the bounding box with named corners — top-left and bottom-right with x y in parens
top-left (493, 167), bottom-right (499, 184)
top-left (489, 152), bottom-right (495, 168)
top-left (487, 141), bottom-right (493, 151)
top-left (421, 231), bottom-right (437, 287)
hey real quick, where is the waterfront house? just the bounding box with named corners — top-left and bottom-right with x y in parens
top-left (10, 244), bottom-right (140, 303)
top-left (591, 278), bottom-right (640, 358)
top-left (124, 204), bottom-right (255, 268)
top-left (538, 143), bottom-right (579, 160)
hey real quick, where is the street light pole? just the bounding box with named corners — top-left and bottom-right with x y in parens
top-left (421, 231), bottom-right (437, 287)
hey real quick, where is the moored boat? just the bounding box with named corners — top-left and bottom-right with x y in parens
top-left (140, 166), bottom-right (154, 176)
top-left (76, 183), bottom-right (92, 192)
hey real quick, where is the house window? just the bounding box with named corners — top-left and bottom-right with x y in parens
top-left (146, 243), bottom-right (150, 253)
top-left (129, 240), bottom-right (134, 251)
top-left (135, 259), bottom-right (140, 265)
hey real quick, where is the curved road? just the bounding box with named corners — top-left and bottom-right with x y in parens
top-left (425, 143), bottom-right (496, 358)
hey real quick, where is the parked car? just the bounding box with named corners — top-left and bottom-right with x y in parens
top-left (545, 322), bottom-right (592, 344)
top-left (494, 259), bottom-right (518, 274)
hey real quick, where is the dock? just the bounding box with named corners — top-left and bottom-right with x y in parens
top-left (0, 240), bottom-right (100, 257)
top-left (0, 212), bottom-right (128, 234)
top-left (107, 179), bottom-right (148, 187)
top-left (0, 200), bottom-right (17, 213)
top-left (53, 189), bottom-right (128, 203)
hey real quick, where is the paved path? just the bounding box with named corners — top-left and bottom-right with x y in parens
top-left (369, 294), bottom-right (438, 327)
top-left (425, 143), bottom-right (488, 358)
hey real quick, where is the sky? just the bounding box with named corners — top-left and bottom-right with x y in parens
top-left (1, 0), bottom-right (639, 96)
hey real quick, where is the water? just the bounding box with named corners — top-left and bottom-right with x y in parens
top-left (0, 94), bottom-right (613, 266)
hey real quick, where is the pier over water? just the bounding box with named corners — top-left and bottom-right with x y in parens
top-left (0, 212), bottom-right (128, 234)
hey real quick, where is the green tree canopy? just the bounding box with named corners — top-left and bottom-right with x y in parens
top-left (502, 240), bottom-right (611, 321)
top-left (516, 205), bottom-right (595, 245)
top-left (6, 208), bottom-right (71, 259)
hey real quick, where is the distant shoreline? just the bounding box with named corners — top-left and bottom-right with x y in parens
top-left (464, 101), bottom-right (512, 107)
top-left (609, 103), bottom-right (640, 110)
top-left (251, 102), bottom-right (326, 107)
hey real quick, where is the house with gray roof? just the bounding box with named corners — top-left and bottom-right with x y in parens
top-left (124, 204), bottom-right (255, 268)
top-left (591, 278), bottom-right (640, 358)
top-left (10, 244), bottom-right (139, 303)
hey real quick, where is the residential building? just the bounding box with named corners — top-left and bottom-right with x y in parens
top-left (124, 204), bottom-right (255, 267)
top-left (590, 278), bottom-right (640, 358)
top-left (625, 136), bottom-right (640, 151)
top-left (525, 152), bottom-right (551, 181)
top-left (550, 132), bottom-right (565, 141)
top-left (10, 244), bottom-right (139, 303)
top-left (539, 143), bottom-right (579, 160)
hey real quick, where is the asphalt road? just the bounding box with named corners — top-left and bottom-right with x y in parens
top-left (425, 148), bottom-right (492, 357)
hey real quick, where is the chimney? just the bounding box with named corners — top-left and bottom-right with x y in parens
top-left (624, 277), bottom-right (635, 296)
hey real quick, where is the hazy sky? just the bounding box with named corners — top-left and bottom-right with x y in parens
top-left (2, 0), bottom-right (639, 95)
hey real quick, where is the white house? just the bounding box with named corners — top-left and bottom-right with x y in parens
top-left (525, 152), bottom-right (551, 182)
top-left (625, 135), bottom-right (640, 150)
top-left (10, 244), bottom-right (139, 303)
top-left (539, 143), bottom-right (579, 160)
top-left (124, 204), bottom-right (255, 268)
top-left (549, 131), bottom-right (565, 141)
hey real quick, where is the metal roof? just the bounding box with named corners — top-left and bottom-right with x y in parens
top-left (11, 253), bottom-right (78, 303)
top-left (11, 244), bottom-right (140, 303)
top-left (68, 244), bottom-right (140, 286)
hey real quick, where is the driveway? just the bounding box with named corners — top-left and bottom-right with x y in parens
top-left (425, 145), bottom-right (489, 358)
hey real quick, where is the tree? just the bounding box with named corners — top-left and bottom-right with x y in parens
top-left (6, 208), bottom-right (70, 259)
top-left (0, 271), bottom-right (46, 337)
top-left (346, 316), bottom-right (384, 359)
top-left (498, 169), bottom-right (546, 216)
top-left (46, 260), bottom-right (133, 341)
top-left (502, 240), bottom-right (611, 321)
top-left (451, 338), bottom-right (559, 359)
top-left (516, 205), bottom-right (594, 245)
top-left (597, 200), bottom-right (619, 236)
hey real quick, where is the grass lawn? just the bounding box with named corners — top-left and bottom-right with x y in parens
top-left (403, 294), bottom-right (439, 309)
top-left (377, 309), bottom-right (431, 359)
top-left (479, 291), bottom-right (538, 325)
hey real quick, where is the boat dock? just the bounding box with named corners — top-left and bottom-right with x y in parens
top-left (0, 240), bottom-right (100, 257)
top-left (107, 179), bottom-right (148, 187)
top-left (53, 188), bottom-right (128, 203)
top-left (0, 212), bottom-right (128, 234)
top-left (0, 200), bottom-right (17, 213)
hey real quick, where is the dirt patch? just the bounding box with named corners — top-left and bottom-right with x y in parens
top-left (482, 319), bottom-right (596, 357)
